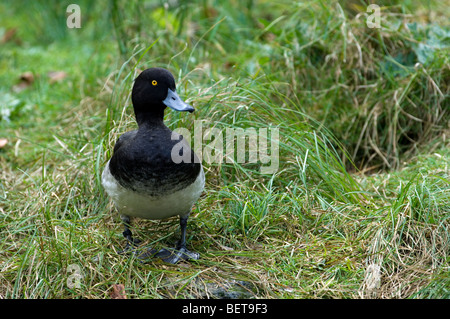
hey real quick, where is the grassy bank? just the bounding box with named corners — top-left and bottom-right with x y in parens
top-left (0, 0), bottom-right (448, 298)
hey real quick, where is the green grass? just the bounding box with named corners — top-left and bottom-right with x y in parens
top-left (0, 0), bottom-right (449, 299)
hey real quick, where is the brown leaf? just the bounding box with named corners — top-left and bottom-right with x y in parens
top-left (47, 71), bottom-right (67, 84)
top-left (20, 72), bottom-right (34, 84)
top-left (2, 28), bottom-right (17, 43)
top-left (0, 138), bottom-right (8, 149)
top-left (12, 72), bottom-right (35, 93)
top-left (110, 284), bottom-right (127, 299)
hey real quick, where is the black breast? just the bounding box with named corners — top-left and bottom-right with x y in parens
top-left (109, 126), bottom-right (201, 197)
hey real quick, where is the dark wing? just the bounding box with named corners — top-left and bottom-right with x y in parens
top-left (113, 130), bottom-right (138, 154)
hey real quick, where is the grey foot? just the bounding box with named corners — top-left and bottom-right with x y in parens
top-left (155, 246), bottom-right (200, 264)
top-left (118, 238), bottom-right (142, 255)
top-left (137, 246), bottom-right (199, 264)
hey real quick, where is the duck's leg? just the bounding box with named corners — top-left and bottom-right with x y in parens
top-left (154, 215), bottom-right (200, 264)
top-left (119, 215), bottom-right (141, 254)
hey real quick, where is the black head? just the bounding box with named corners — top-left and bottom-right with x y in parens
top-left (131, 68), bottom-right (194, 125)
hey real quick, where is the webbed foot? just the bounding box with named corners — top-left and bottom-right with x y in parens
top-left (135, 245), bottom-right (199, 264)
top-left (118, 227), bottom-right (142, 254)
top-left (118, 238), bottom-right (142, 255)
top-left (154, 246), bottom-right (200, 264)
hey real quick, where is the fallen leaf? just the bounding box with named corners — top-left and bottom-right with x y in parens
top-left (12, 71), bottom-right (34, 92)
top-left (0, 138), bottom-right (8, 149)
top-left (110, 284), bottom-right (127, 299)
top-left (47, 71), bottom-right (67, 84)
top-left (2, 28), bottom-right (17, 43)
top-left (20, 72), bottom-right (34, 84)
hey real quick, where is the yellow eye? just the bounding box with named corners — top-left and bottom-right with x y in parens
top-left (152, 80), bottom-right (158, 86)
